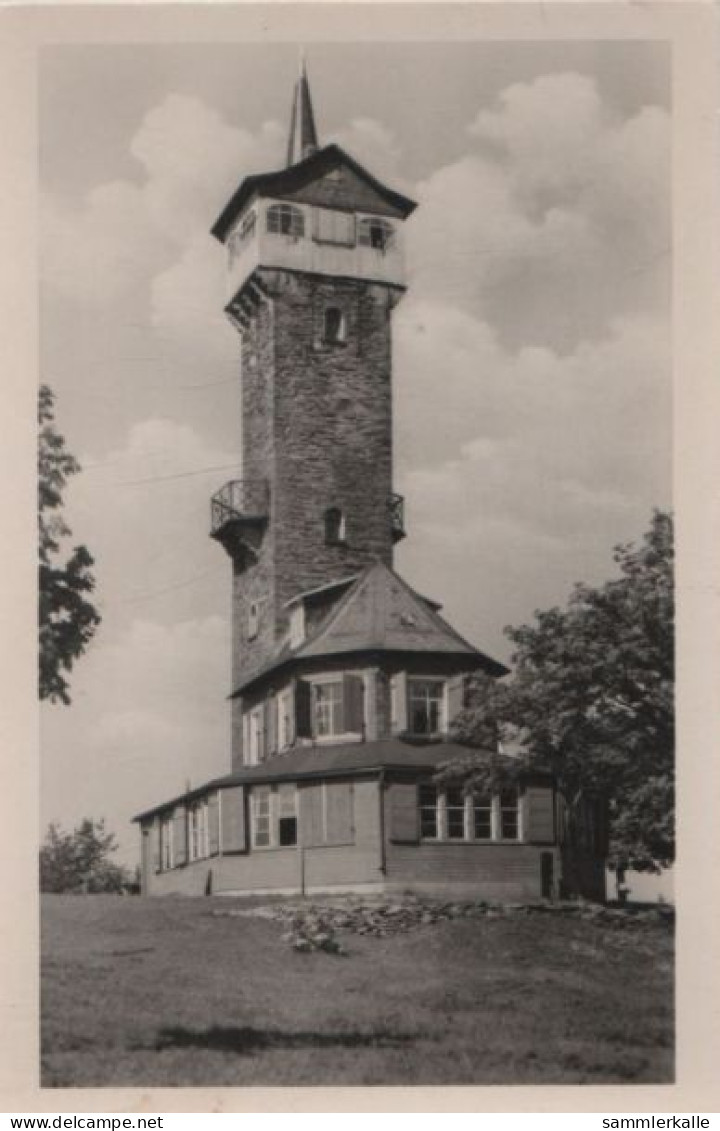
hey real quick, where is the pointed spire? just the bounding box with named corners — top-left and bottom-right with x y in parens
top-left (286, 51), bottom-right (319, 167)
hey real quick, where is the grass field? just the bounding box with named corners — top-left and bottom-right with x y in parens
top-left (41, 894), bottom-right (674, 1087)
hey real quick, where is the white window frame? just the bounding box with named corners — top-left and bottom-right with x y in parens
top-left (357, 216), bottom-right (395, 252)
top-left (278, 687), bottom-right (293, 750)
top-left (267, 202), bottom-right (305, 238)
top-left (250, 784), bottom-right (298, 850)
top-left (247, 705), bottom-right (264, 765)
top-left (251, 786), bottom-right (272, 849)
top-left (406, 676), bottom-right (447, 737)
top-left (323, 307), bottom-right (348, 345)
top-left (188, 799), bottom-right (209, 862)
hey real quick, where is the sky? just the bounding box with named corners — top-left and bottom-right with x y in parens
top-left (39, 40), bottom-right (671, 867)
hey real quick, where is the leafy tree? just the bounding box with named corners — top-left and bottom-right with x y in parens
top-left (39, 385), bottom-right (100, 703)
top-left (450, 511), bottom-right (674, 876)
top-left (39, 818), bottom-right (130, 894)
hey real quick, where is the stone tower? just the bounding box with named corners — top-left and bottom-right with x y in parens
top-left (209, 61), bottom-right (417, 724)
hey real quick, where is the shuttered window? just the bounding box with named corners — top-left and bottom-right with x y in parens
top-left (314, 681), bottom-right (343, 736)
top-left (298, 674), bottom-right (365, 739)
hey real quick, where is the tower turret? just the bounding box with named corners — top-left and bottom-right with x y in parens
top-left (209, 62), bottom-right (417, 732)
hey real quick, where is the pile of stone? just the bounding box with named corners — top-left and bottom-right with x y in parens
top-left (210, 894), bottom-right (673, 954)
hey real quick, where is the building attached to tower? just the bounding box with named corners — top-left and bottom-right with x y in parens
top-left (135, 65), bottom-right (608, 902)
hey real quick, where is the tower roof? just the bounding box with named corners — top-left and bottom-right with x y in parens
top-left (231, 561), bottom-right (508, 695)
top-left (286, 53), bottom-right (319, 167)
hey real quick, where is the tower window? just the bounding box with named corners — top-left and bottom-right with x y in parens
top-left (267, 203), bottom-right (304, 238)
top-left (324, 507), bottom-right (346, 545)
top-left (358, 217), bottom-right (394, 251)
top-left (323, 307), bottom-right (347, 344)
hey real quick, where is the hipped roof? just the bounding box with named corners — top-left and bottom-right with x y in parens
top-left (233, 561), bottom-right (508, 695)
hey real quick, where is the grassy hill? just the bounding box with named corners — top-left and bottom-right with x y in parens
top-left (41, 893), bottom-right (674, 1087)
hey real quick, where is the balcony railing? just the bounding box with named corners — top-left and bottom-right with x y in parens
top-left (389, 492), bottom-right (406, 543)
top-left (210, 479), bottom-right (269, 539)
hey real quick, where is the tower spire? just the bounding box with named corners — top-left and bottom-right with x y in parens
top-left (286, 51), bottom-right (319, 167)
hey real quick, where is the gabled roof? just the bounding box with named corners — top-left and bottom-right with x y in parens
top-left (233, 561), bottom-right (508, 695)
top-left (211, 143), bottom-right (417, 243)
top-left (134, 737), bottom-right (538, 822)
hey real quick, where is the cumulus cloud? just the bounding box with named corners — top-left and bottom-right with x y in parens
top-left (42, 94), bottom-right (285, 310)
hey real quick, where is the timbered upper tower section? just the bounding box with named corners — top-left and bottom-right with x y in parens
top-left (209, 61), bottom-right (416, 686)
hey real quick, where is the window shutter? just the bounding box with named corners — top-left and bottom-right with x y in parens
top-left (342, 674), bottom-right (365, 734)
top-left (295, 679), bottom-right (313, 738)
top-left (524, 786), bottom-right (555, 844)
top-left (390, 672), bottom-right (407, 733)
top-left (388, 781), bottom-right (420, 843)
top-left (301, 783), bottom-right (324, 847)
top-left (265, 696), bottom-right (278, 757)
top-left (151, 819), bottom-right (161, 872)
top-left (325, 781), bottom-right (355, 845)
top-left (446, 674), bottom-right (466, 731)
top-left (208, 791), bottom-right (220, 855)
top-left (220, 785), bottom-right (247, 853)
top-left (173, 807), bottom-right (188, 866)
top-left (314, 208), bottom-right (354, 246)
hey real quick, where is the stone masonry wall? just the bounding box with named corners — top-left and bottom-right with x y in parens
top-left (270, 271), bottom-right (396, 630)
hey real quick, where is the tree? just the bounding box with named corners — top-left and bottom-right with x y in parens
top-left (39, 385), bottom-right (100, 703)
top-left (452, 511), bottom-right (674, 876)
top-left (39, 818), bottom-right (131, 894)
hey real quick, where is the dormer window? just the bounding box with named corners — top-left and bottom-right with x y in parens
top-left (324, 506), bottom-right (346, 545)
top-left (323, 308), bottom-right (347, 345)
top-left (267, 203), bottom-right (304, 237)
top-left (358, 217), bottom-right (394, 251)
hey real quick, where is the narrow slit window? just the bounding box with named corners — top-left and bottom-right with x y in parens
top-left (323, 307), bottom-right (347, 344)
top-left (324, 507), bottom-right (346, 545)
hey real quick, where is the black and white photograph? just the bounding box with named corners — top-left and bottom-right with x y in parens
top-left (3, 0), bottom-right (713, 1103)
